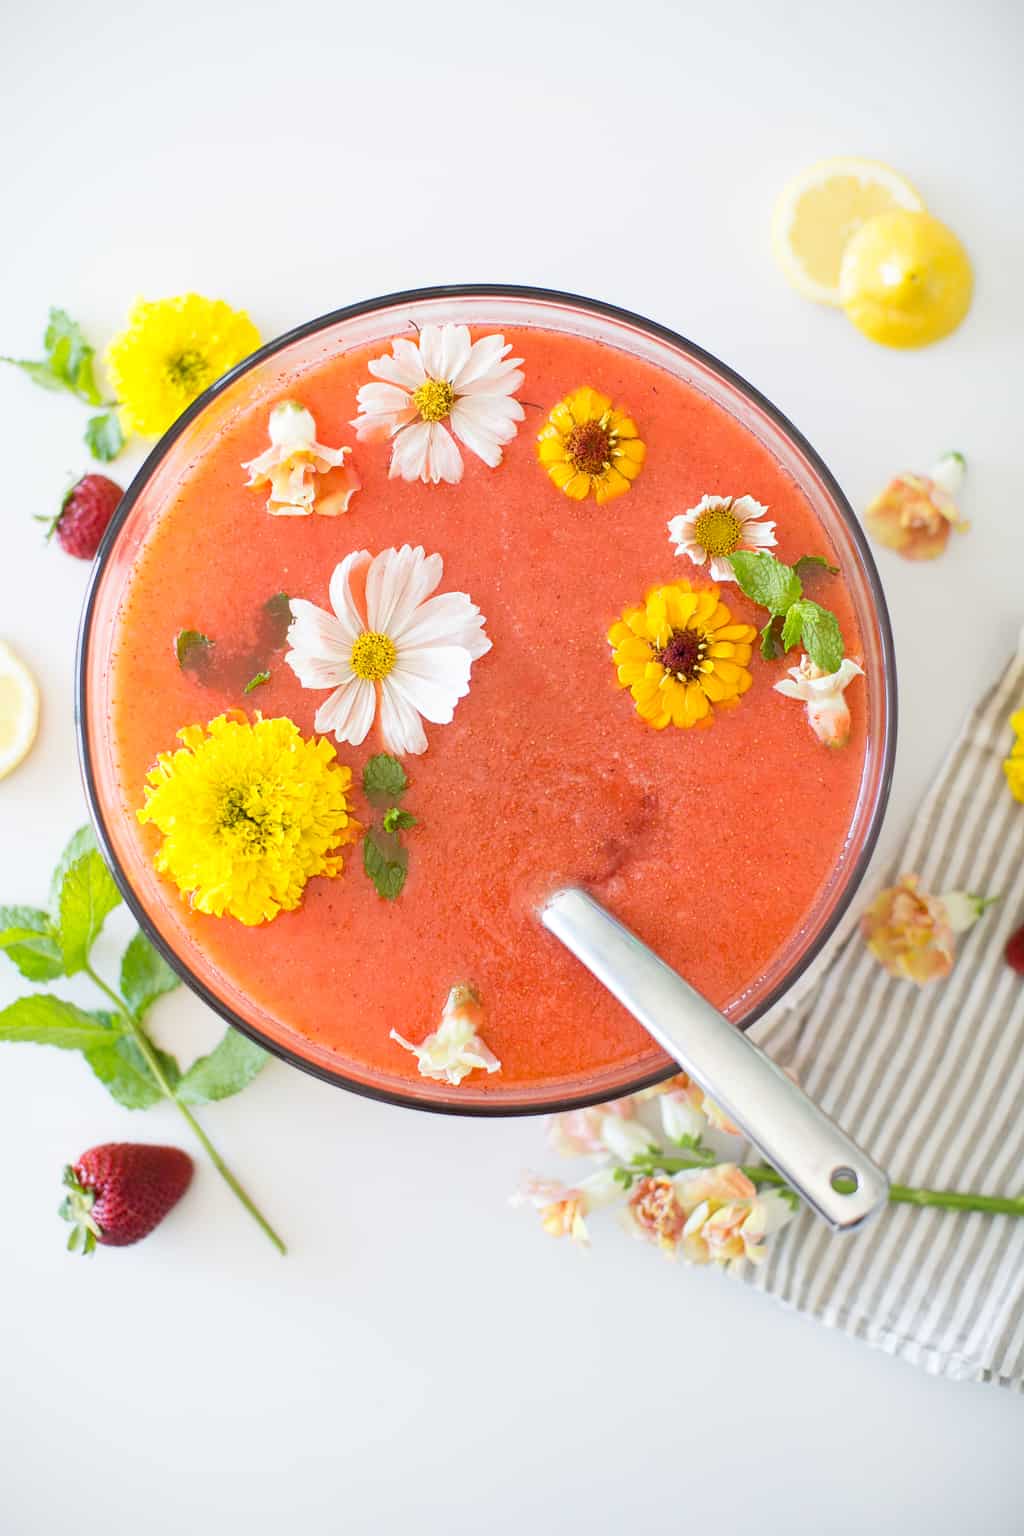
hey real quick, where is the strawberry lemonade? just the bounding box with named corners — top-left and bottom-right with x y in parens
top-left (82, 294), bottom-right (889, 1109)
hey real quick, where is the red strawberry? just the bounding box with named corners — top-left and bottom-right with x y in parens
top-left (60, 1143), bottom-right (193, 1254)
top-left (1006, 924), bottom-right (1024, 976)
top-left (47, 473), bottom-right (123, 559)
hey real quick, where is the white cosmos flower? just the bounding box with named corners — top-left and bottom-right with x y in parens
top-left (285, 544), bottom-right (491, 756)
top-left (351, 323), bottom-right (525, 485)
top-left (667, 493), bottom-right (777, 581)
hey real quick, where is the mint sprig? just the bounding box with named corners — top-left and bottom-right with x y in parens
top-left (361, 755), bottom-right (416, 899)
top-left (728, 550), bottom-right (845, 673)
top-left (0, 827), bottom-right (284, 1253)
top-left (1, 307), bottom-right (125, 462)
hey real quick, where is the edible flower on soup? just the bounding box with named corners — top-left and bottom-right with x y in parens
top-left (537, 385), bottom-right (646, 504)
top-left (285, 545), bottom-right (491, 757)
top-left (136, 712), bottom-right (358, 925)
top-left (773, 654), bottom-right (864, 748)
top-left (243, 400), bottom-right (360, 516)
top-left (351, 324), bottom-right (524, 485)
top-left (608, 579), bottom-right (756, 730)
top-left (390, 984), bottom-right (500, 1087)
top-left (668, 494), bottom-right (777, 581)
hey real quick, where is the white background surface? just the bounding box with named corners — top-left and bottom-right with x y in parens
top-left (1, 2), bottom-right (1021, 1531)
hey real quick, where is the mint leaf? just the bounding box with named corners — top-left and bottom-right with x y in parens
top-left (176, 1028), bottom-right (268, 1105)
top-left (794, 554), bottom-right (839, 579)
top-left (175, 629), bottom-right (212, 670)
top-left (84, 1022), bottom-right (179, 1109)
top-left (729, 551), bottom-right (802, 615)
top-left (0, 357), bottom-right (67, 391)
top-left (759, 617), bottom-right (782, 660)
top-left (363, 828), bottom-right (408, 900)
top-left (798, 600), bottom-right (845, 674)
top-left (261, 592), bottom-right (292, 647)
top-left (120, 931), bottom-right (180, 1018)
top-left (84, 411), bottom-right (124, 463)
top-left (363, 753), bottom-right (408, 801)
top-left (0, 995), bottom-right (120, 1051)
top-left (57, 850), bottom-right (122, 976)
top-left (244, 670), bottom-right (270, 694)
top-left (43, 308), bottom-right (102, 404)
top-left (781, 603), bottom-right (806, 653)
top-left (382, 807), bottom-right (416, 834)
top-left (49, 825), bottom-right (100, 912)
top-left (0, 906), bottom-right (64, 982)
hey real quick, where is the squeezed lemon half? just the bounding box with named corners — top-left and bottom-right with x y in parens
top-left (839, 209), bottom-right (974, 348)
top-left (771, 156), bottom-right (925, 306)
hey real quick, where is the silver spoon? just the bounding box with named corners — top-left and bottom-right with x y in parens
top-left (540, 887), bottom-right (888, 1233)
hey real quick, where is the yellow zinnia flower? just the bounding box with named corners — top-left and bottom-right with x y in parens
top-left (608, 579), bottom-right (756, 730)
top-left (107, 294), bottom-right (261, 437)
top-left (537, 385), bottom-right (646, 504)
top-left (137, 712), bottom-right (358, 925)
top-left (1005, 709), bottom-right (1024, 803)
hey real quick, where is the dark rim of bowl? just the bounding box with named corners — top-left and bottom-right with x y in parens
top-left (76, 283), bottom-right (898, 1118)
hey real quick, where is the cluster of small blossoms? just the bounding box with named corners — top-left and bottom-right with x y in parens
top-left (511, 1074), bottom-right (797, 1269)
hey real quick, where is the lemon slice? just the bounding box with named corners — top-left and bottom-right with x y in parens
top-left (0, 641), bottom-right (40, 780)
top-left (839, 210), bottom-right (973, 348)
top-left (772, 157), bottom-right (925, 306)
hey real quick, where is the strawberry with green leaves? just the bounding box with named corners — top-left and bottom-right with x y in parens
top-left (61, 1143), bottom-right (193, 1254)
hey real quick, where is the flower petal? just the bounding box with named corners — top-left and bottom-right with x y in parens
top-left (389, 646), bottom-right (473, 723)
top-left (393, 590), bottom-right (491, 659)
top-left (388, 420), bottom-right (433, 482)
top-left (366, 545), bottom-right (444, 636)
top-left (314, 678), bottom-right (377, 746)
top-left (328, 550), bottom-right (372, 637)
top-left (451, 332), bottom-right (515, 390)
top-left (284, 600), bottom-right (356, 688)
top-left (378, 678), bottom-right (429, 756)
top-left (368, 338), bottom-right (426, 391)
top-left (424, 421), bottom-right (464, 484)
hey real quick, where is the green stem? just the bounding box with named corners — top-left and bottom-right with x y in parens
top-left (86, 965), bottom-right (286, 1254)
top-left (636, 1151), bottom-right (1024, 1220)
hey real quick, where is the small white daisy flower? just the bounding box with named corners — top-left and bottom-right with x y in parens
top-left (351, 323), bottom-right (525, 485)
top-left (285, 544), bottom-right (491, 756)
top-left (667, 493), bottom-right (777, 581)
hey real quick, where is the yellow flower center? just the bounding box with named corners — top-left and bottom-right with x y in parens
top-left (351, 631), bottom-right (397, 681)
top-left (412, 378), bottom-right (455, 422)
top-left (166, 348), bottom-right (209, 390)
top-left (657, 626), bottom-right (709, 681)
top-left (693, 504), bottom-right (742, 557)
top-left (565, 419), bottom-right (612, 477)
top-left (217, 783), bottom-right (277, 853)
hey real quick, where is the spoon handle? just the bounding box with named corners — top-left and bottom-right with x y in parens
top-left (540, 887), bottom-right (889, 1233)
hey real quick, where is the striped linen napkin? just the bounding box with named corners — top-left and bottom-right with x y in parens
top-left (741, 634), bottom-right (1024, 1388)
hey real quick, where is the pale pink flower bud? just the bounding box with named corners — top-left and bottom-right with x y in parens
top-left (864, 452), bottom-right (967, 561)
top-left (774, 655), bottom-right (864, 748)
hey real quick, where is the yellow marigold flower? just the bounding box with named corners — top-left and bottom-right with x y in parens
top-left (1005, 709), bottom-right (1024, 803)
top-left (537, 384), bottom-right (646, 504)
top-left (608, 579), bottom-right (756, 730)
top-left (107, 294), bottom-right (261, 437)
top-left (137, 712), bottom-right (357, 925)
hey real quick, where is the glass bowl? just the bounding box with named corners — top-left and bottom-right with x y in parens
top-left (77, 286), bottom-right (897, 1115)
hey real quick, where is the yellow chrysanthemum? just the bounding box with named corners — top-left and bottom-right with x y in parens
top-left (106, 294), bottom-right (261, 437)
top-left (1005, 709), bottom-right (1024, 803)
top-left (537, 385), bottom-right (646, 504)
top-left (608, 579), bottom-right (757, 730)
top-left (137, 712), bottom-right (358, 925)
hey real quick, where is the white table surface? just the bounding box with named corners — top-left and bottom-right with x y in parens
top-left (2, 2), bottom-right (1020, 1531)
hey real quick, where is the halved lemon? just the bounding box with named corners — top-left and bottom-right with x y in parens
top-left (839, 210), bottom-right (973, 348)
top-left (0, 641), bottom-right (40, 780)
top-left (772, 157), bottom-right (925, 306)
